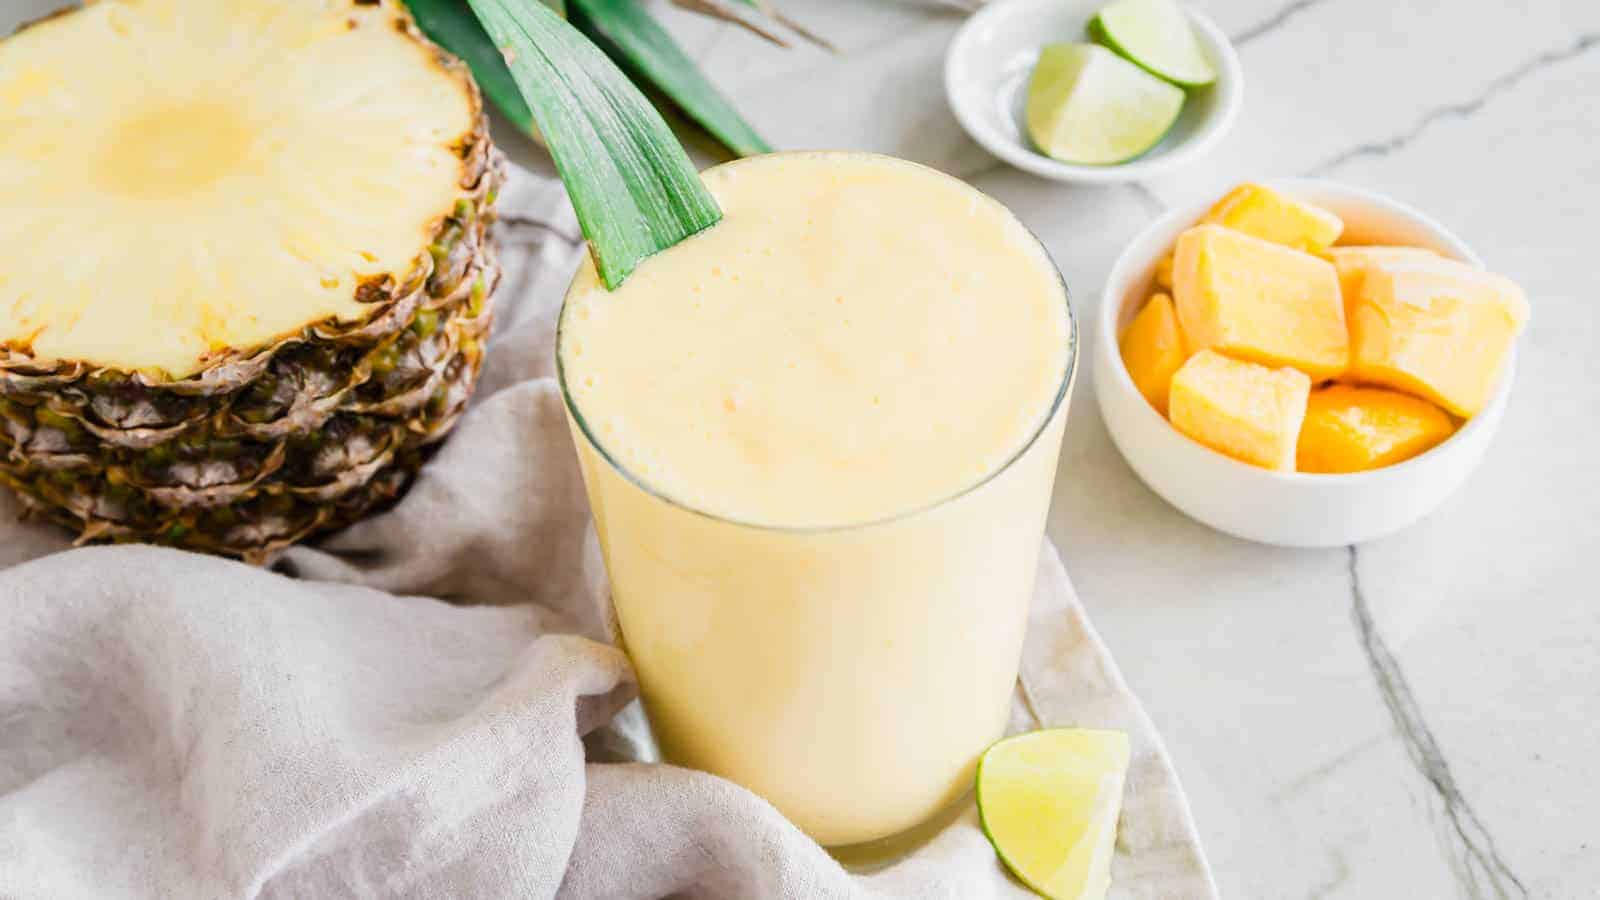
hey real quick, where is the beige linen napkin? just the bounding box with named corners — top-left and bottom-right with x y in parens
top-left (0, 166), bottom-right (1214, 899)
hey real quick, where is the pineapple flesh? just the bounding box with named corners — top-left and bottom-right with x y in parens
top-left (0, 0), bottom-right (504, 561)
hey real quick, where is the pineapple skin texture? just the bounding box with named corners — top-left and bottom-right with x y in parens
top-left (0, 2), bottom-right (505, 563)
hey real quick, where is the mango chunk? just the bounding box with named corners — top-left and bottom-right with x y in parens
top-left (1348, 257), bottom-right (1529, 417)
top-left (1325, 246), bottom-right (1440, 306)
top-left (1203, 183), bottom-right (1344, 252)
top-left (1296, 384), bottom-right (1456, 473)
top-left (1168, 349), bottom-right (1311, 471)
top-left (1154, 253), bottom-right (1175, 290)
top-left (1120, 293), bottom-right (1187, 414)
top-left (1173, 224), bottom-right (1348, 381)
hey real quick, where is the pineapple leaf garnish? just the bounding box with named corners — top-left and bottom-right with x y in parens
top-left (567, 0), bottom-right (772, 157)
top-left (466, 0), bottom-right (723, 289)
top-left (409, 0), bottom-right (771, 158)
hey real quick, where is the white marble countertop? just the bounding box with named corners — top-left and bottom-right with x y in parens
top-left (8, 0), bottom-right (1592, 895)
top-left (609, 2), bottom-right (1595, 896)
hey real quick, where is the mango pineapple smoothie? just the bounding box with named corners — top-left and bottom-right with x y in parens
top-left (558, 152), bottom-right (1073, 846)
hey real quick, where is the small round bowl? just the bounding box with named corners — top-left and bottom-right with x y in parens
top-left (1094, 180), bottom-right (1516, 547)
top-left (944, 0), bottom-right (1242, 184)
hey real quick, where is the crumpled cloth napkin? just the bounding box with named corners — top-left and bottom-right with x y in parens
top-left (0, 166), bottom-right (1214, 899)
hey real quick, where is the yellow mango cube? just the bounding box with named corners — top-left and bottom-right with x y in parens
top-left (1296, 384), bottom-right (1456, 473)
top-left (1203, 183), bottom-right (1345, 252)
top-left (1348, 257), bottom-right (1529, 417)
top-left (1325, 245), bottom-right (1439, 307)
top-left (1168, 349), bottom-right (1311, 471)
top-left (1173, 224), bottom-right (1348, 381)
top-left (1120, 293), bottom-right (1187, 414)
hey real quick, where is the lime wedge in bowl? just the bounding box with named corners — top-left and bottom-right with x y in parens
top-left (1091, 0), bottom-right (1217, 87)
top-left (976, 728), bottom-right (1131, 900)
top-left (1024, 43), bottom-right (1184, 166)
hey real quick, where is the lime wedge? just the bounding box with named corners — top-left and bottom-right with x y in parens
top-left (976, 728), bottom-right (1131, 900)
top-left (1091, 0), bottom-right (1217, 87)
top-left (1024, 43), bottom-right (1184, 166)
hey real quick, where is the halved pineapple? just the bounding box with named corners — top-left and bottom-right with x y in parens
top-left (0, 0), bottom-right (504, 561)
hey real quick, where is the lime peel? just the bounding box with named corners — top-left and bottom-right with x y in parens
top-left (976, 728), bottom-right (1131, 900)
top-left (1024, 43), bottom-right (1184, 166)
top-left (1092, 0), bottom-right (1218, 88)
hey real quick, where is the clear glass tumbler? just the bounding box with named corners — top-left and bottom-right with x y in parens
top-left (558, 212), bottom-right (1075, 851)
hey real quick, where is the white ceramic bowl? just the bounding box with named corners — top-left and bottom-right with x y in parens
top-left (945, 0), bottom-right (1242, 184)
top-left (1094, 180), bottom-right (1516, 547)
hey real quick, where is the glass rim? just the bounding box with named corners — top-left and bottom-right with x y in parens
top-left (554, 159), bottom-right (1077, 535)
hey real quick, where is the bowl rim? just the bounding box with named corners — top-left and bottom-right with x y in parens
top-left (1097, 177), bottom-right (1516, 485)
top-left (944, 0), bottom-right (1245, 184)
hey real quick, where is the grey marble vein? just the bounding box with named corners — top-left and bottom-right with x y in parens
top-left (1230, 0), bottom-right (1333, 47)
top-left (1266, 731), bottom-right (1387, 806)
top-left (1125, 182), bottom-right (1167, 218)
top-left (1307, 845), bottom-right (1352, 900)
top-left (1347, 546), bottom-right (1528, 900)
top-left (1310, 32), bottom-right (1600, 176)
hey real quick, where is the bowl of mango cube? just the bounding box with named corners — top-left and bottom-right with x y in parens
top-left (1094, 181), bottom-right (1528, 546)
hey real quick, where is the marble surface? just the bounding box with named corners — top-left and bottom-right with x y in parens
top-left (624, 3), bottom-right (1600, 897)
top-left (6, 0), bottom-right (1593, 896)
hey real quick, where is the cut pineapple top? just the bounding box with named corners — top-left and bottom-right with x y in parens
top-left (0, 0), bottom-right (479, 378)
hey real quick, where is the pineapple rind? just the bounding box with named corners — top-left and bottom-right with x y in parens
top-left (0, 157), bottom-right (502, 562)
top-left (0, 2), bottom-right (506, 563)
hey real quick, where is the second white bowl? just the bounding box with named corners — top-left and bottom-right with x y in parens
top-left (945, 0), bottom-right (1243, 183)
top-left (1094, 180), bottom-right (1516, 547)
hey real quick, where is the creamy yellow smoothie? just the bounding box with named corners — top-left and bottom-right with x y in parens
top-left (559, 152), bottom-right (1073, 847)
